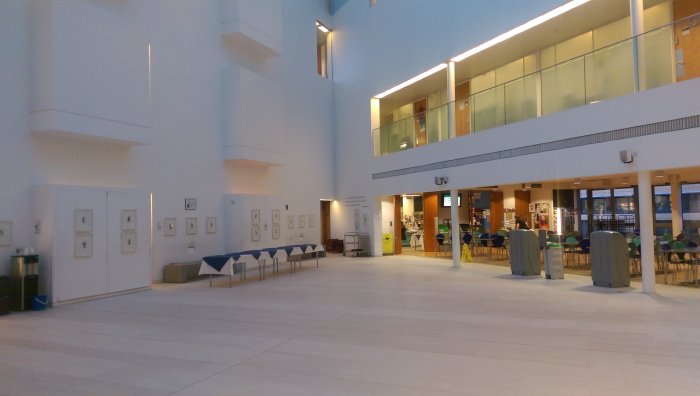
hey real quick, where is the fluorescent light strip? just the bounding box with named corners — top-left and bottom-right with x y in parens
top-left (375, 63), bottom-right (447, 99)
top-left (450, 0), bottom-right (590, 63)
top-left (316, 21), bottom-right (330, 33)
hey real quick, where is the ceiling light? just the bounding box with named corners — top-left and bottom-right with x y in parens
top-left (655, 170), bottom-right (665, 178)
top-left (374, 63), bottom-right (448, 99)
top-left (621, 177), bottom-right (630, 185)
top-left (316, 21), bottom-right (329, 33)
top-left (450, 0), bottom-right (591, 63)
top-left (573, 178), bottom-right (582, 185)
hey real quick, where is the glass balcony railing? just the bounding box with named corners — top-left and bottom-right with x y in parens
top-left (373, 102), bottom-right (450, 156)
top-left (372, 15), bottom-right (696, 157)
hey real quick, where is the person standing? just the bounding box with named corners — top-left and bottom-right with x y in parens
top-left (515, 215), bottom-right (528, 229)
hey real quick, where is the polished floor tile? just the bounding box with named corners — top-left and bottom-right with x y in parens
top-left (1, 254), bottom-right (700, 395)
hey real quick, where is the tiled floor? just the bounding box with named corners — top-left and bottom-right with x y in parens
top-left (2, 254), bottom-right (700, 395)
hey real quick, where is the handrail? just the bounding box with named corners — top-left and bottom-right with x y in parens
top-left (373, 12), bottom-right (698, 156)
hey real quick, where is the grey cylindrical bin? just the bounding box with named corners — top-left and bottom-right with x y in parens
top-left (590, 231), bottom-right (629, 287)
top-left (509, 229), bottom-right (541, 276)
top-left (544, 244), bottom-right (564, 279)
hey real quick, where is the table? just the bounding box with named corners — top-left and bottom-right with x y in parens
top-left (475, 237), bottom-right (495, 260)
top-left (561, 242), bottom-right (580, 268)
top-left (410, 232), bottom-right (424, 250)
top-left (200, 244), bottom-right (325, 287)
top-left (663, 246), bottom-right (700, 286)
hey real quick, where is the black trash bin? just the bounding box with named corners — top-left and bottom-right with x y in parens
top-left (0, 276), bottom-right (10, 315)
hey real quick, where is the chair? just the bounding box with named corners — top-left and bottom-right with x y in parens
top-left (668, 240), bottom-right (692, 283)
top-left (491, 234), bottom-right (508, 259)
top-left (435, 233), bottom-right (449, 257)
top-left (576, 239), bottom-right (590, 268)
top-left (462, 232), bottom-right (473, 246)
top-left (628, 242), bottom-right (641, 275)
top-left (478, 232), bottom-right (490, 257)
top-left (564, 236), bottom-right (578, 267)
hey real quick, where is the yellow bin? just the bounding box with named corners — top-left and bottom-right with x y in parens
top-left (382, 233), bottom-right (394, 254)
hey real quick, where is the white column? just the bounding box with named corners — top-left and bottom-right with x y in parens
top-left (630, 0), bottom-right (645, 92)
top-left (671, 180), bottom-right (683, 237)
top-left (450, 188), bottom-right (461, 268)
top-left (447, 61), bottom-right (456, 139)
top-left (638, 171), bottom-right (655, 293)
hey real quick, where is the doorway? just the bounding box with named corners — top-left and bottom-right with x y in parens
top-left (321, 200), bottom-right (331, 249)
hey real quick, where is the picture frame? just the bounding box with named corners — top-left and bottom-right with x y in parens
top-left (185, 198), bottom-right (197, 210)
top-left (308, 215), bottom-right (315, 229)
top-left (0, 221), bottom-right (11, 247)
top-left (74, 209), bottom-right (93, 233)
top-left (121, 231), bottom-right (137, 254)
top-left (186, 217), bottom-right (198, 235)
top-left (287, 215), bottom-right (294, 229)
top-left (272, 209), bottom-right (280, 225)
top-left (272, 224), bottom-right (280, 239)
top-left (121, 209), bottom-right (137, 231)
top-left (251, 209), bottom-right (260, 225)
top-left (74, 234), bottom-right (93, 258)
top-left (164, 218), bottom-right (176, 236)
top-left (298, 215), bottom-right (305, 229)
top-left (251, 225), bottom-right (261, 241)
top-left (206, 217), bottom-right (216, 234)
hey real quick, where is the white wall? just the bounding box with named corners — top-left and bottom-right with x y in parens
top-left (0, 0), bottom-right (333, 281)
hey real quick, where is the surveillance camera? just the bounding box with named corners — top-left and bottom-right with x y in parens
top-left (619, 150), bottom-right (634, 164)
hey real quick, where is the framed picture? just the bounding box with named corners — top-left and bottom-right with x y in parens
top-left (186, 217), bottom-right (198, 235)
top-left (272, 224), bottom-right (280, 239)
top-left (164, 218), bottom-right (176, 236)
top-left (206, 217), bottom-right (216, 234)
top-left (287, 215), bottom-right (294, 229)
top-left (528, 203), bottom-right (536, 213)
top-left (121, 209), bottom-right (137, 231)
top-left (121, 231), bottom-right (137, 254)
top-left (185, 198), bottom-right (196, 210)
top-left (74, 234), bottom-right (93, 258)
top-left (74, 209), bottom-right (93, 233)
top-left (298, 215), bottom-right (305, 228)
top-left (308, 215), bottom-right (315, 229)
top-left (272, 209), bottom-right (280, 225)
top-left (251, 225), bottom-right (261, 241)
top-left (0, 221), bottom-right (11, 247)
top-left (251, 209), bottom-right (260, 225)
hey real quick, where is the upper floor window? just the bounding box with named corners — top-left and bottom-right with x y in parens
top-left (316, 21), bottom-right (331, 78)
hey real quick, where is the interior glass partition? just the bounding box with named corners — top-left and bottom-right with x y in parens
top-left (372, 16), bottom-right (691, 157)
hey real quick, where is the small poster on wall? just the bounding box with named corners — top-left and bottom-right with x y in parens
top-left (287, 215), bottom-right (295, 229)
top-left (0, 221), bottom-right (11, 247)
top-left (272, 224), bottom-right (280, 239)
top-left (206, 217), bottom-right (216, 234)
top-left (164, 218), bottom-right (176, 236)
top-left (251, 209), bottom-right (260, 225)
top-left (74, 209), bottom-right (93, 233)
top-left (121, 231), bottom-right (137, 254)
top-left (121, 209), bottom-right (137, 231)
top-left (272, 209), bottom-right (280, 225)
top-left (298, 215), bottom-right (305, 228)
top-left (74, 234), bottom-right (93, 258)
top-left (308, 215), bottom-right (315, 228)
top-left (251, 225), bottom-right (261, 241)
top-left (186, 217), bottom-right (198, 235)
